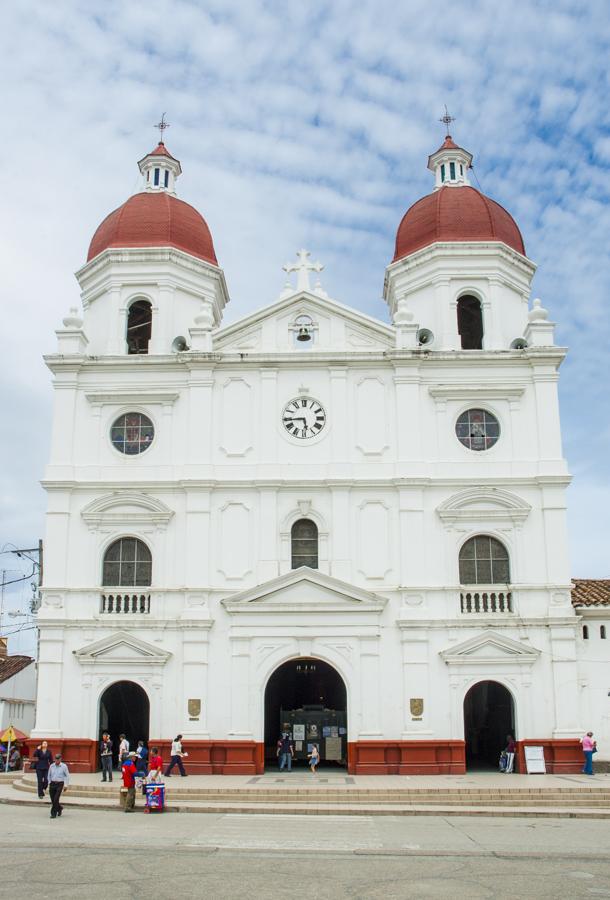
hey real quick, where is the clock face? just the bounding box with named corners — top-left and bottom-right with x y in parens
top-left (282, 397), bottom-right (326, 440)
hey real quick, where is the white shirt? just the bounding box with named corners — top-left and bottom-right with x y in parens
top-left (119, 739), bottom-right (129, 756)
top-left (171, 740), bottom-right (182, 756)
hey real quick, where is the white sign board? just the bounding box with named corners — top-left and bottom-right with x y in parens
top-left (292, 724), bottom-right (305, 741)
top-left (524, 745), bottom-right (546, 774)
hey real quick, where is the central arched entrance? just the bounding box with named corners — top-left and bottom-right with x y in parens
top-left (463, 680), bottom-right (515, 770)
top-left (98, 681), bottom-right (150, 767)
top-left (264, 658), bottom-right (347, 770)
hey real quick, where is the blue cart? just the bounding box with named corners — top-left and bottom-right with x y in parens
top-left (144, 782), bottom-right (165, 812)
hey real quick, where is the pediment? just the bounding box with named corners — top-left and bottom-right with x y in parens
top-left (437, 488), bottom-right (531, 524)
top-left (213, 292), bottom-right (394, 353)
top-left (440, 630), bottom-right (540, 666)
top-left (81, 492), bottom-right (174, 530)
top-left (222, 567), bottom-right (387, 614)
top-left (74, 631), bottom-right (172, 666)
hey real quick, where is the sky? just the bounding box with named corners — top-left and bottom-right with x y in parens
top-left (1, 0), bottom-right (609, 653)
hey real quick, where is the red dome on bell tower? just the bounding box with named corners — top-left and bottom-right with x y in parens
top-left (86, 141), bottom-right (218, 266)
top-left (392, 135), bottom-right (525, 262)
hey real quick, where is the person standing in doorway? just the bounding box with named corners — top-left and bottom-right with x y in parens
top-left (99, 732), bottom-right (113, 782)
top-left (504, 735), bottom-right (516, 774)
top-left (122, 751), bottom-right (138, 812)
top-left (164, 735), bottom-right (188, 777)
top-left (307, 744), bottom-right (320, 773)
top-left (118, 734), bottom-right (129, 767)
top-left (580, 731), bottom-right (596, 776)
top-left (277, 730), bottom-right (294, 772)
top-left (48, 754), bottom-right (70, 819)
top-left (32, 741), bottom-right (53, 798)
top-left (135, 741), bottom-right (148, 776)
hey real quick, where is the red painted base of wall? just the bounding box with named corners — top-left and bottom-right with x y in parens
top-left (516, 739), bottom-right (583, 774)
top-left (28, 738), bottom-right (585, 776)
top-left (152, 740), bottom-right (263, 775)
top-left (348, 741), bottom-right (466, 775)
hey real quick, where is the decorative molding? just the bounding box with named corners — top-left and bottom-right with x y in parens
top-left (74, 630), bottom-right (172, 667)
top-left (221, 567), bottom-right (387, 615)
top-left (428, 384), bottom-right (525, 405)
top-left (440, 630), bottom-right (540, 666)
top-left (85, 391), bottom-right (179, 407)
top-left (81, 492), bottom-right (174, 531)
top-left (436, 487), bottom-right (531, 526)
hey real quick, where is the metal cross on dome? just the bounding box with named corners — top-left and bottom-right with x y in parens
top-left (155, 113), bottom-right (170, 141)
top-left (439, 105), bottom-right (455, 135)
top-left (283, 249), bottom-right (324, 293)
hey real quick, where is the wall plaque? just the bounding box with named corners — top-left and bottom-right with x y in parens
top-left (188, 698), bottom-right (201, 719)
top-left (410, 698), bottom-right (424, 718)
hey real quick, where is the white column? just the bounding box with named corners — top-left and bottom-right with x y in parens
top-left (186, 370), bottom-right (214, 475)
top-left (329, 367), bottom-right (348, 469)
top-left (358, 638), bottom-right (382, 737)
top-left (400, 629), bottom-right (433, 737)
top-left (181, 628), bottom-right (211, 739)
top-left (149, 282), bottom-right (174, 354)
top-left (330, 488), bottom-right (350, 580)
top-left (258, 488), bottom-right (279, 582)
top-left (229, 637), bottom-right (253, 737)
top-left (31, 626), bottom-right (65, 737)
top-left (550, 625), bottom-right (581, 737)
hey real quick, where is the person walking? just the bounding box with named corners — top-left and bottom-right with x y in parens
top-left (122, 751), bottom-right (138, 812)
top-left (580, 731), bottom-right (596, 776)
top-left (118, 734), bottom-right (129, 766)
top-left (164, 735), bottom-right (188, 777)
top-left (32, 741), bottom-right (53, 798)
top-left (99, 732), bottom-right (113, 782)
top-left (276, 730), bottom-right (294, 772)
top-left (307, 744), bottom-right (320, 773)
top-left (503, 735), bottom-right (516, 774)
top-left (48, 754), bottom-right (70, 819)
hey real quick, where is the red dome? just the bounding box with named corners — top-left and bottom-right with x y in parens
top-left (87, 192), bottom-right (218, 265)
top-left (393, 186), bottom-right (525, 262)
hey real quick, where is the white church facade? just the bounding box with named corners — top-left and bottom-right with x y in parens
top-left (31, 132), bottom-right (608, 774)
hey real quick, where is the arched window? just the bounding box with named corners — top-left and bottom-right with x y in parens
top-left (601, 625), bottom-right (607, 640)
top-left (583, 625), bottom-right (589, 640)
top-left (126, 300), bottom-right (152, 355)
top-left (457, 295), bottom-right (483, 350)
top-left (459, 535), bottom-right (510, 585)
top-left (103, 538), bottom-right (152, 586)
top-left (291, 519), bottom-right (318, 569)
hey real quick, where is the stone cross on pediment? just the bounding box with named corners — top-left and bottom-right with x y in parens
top-left (283, 249), bottom-right (324, 294)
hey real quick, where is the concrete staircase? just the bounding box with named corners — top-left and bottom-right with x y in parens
top-left (8, 773), bottom-right (610, 817)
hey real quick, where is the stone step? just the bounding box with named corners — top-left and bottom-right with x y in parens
top-left (3, 792), bottom-right (610, 819)
top-left (13, 781), bottom-right (610, 807)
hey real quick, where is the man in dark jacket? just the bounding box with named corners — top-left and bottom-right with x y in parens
top-left (32, 740), bottom-right (53, 798)
top-left (99, 732), bottom-right (113, 782)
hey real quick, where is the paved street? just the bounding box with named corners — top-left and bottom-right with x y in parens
top-left (1, 805), bottom-right (610, 898)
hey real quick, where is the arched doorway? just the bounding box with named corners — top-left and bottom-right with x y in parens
top-left (463, 680), bottom-right (515, 770)
top-left (98, 681), bottom-right (150, 767)
top-left (264, 658), bottom-right (347, 770)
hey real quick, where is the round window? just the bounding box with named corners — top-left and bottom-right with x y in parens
top-left (110, 413), bottom-right (154, 455)
top-left (455, 409), bottom-right (500, 451)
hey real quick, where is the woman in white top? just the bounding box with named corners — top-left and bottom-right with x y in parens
top-left (118, 734), bottom-right (130, 766)
top-left (164, 734), bottom-right (188, 777)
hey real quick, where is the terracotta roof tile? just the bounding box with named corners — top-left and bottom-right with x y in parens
top-left (393, 185), bottom-right (525, 261)
top-left (571, 579), bottom-right (610, 607)
top-left (0, 655), bottom-right (34, 686)
top-left (87, 191), bottom-right (218, 265)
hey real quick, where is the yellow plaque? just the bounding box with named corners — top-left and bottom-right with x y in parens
top-left (187, 698), bottom-right (201, 718)
top-left (410, 698), bottom-right (424, 718)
